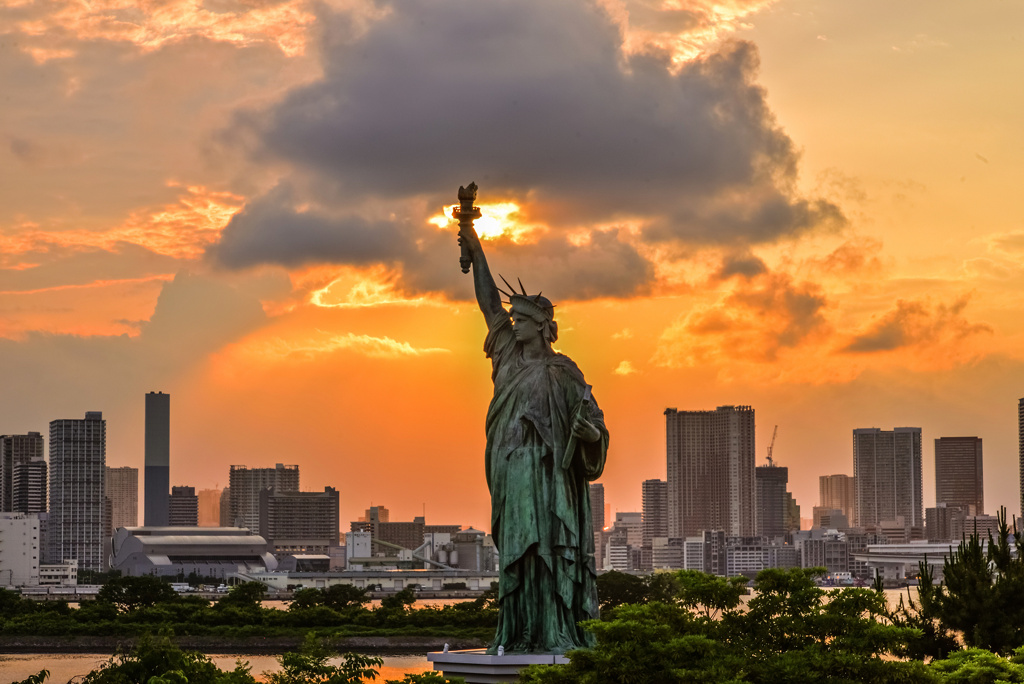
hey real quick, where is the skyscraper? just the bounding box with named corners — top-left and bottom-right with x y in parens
top-left (1019, 399), bottom-right (1024, 519)
top-left (47, 411), bottom-right (107, 571)
top-left (1, 432), bottom-right (46, 514)
top-left (144, 392), bottom-right (170, 527)
top-left (935, 437), bottom-right (983, 515)
top-left (168, 486), bottom-right (198, 526)
top-left (641, 479), bottom-right (668, 547)
top-left (853, 427), bottom-right (922, 528)
top-left (589, 483), bottom-right (605, 569)
top-left (106, 466), bottom-right (138, 529)
top-left (197, 488), bottom-right (222, 526)
top-left (665, 405), bottom-right (756, 537)
top-left (819, 474), bottom-right (856, 525)
top-left (755, 464), bottom-right (789, 538)
top-left (228, 464), bottom-right (299, 531)
top-left (259, 486), bottom-right (340, 557)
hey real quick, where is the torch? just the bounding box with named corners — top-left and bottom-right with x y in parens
top-left (455, 182), bottom-right (481, 274)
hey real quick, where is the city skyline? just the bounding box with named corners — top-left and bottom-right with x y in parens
top-left (1, 0), bottom-right (1023, 531)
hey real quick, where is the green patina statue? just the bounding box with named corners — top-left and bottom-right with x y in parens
top-left (455, 183), bottom-right (609, 654)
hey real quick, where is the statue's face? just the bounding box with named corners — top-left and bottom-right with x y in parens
top-left (512, 312), bottom-right (544, 344)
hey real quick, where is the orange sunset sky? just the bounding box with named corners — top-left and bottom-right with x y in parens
top-left (1, 0), bottom-right (1023, 531)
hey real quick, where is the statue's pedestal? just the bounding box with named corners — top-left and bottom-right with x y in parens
top-left (427, 648), bottom-right (569, 683)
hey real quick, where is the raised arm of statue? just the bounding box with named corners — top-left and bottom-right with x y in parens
top-left (457, 186), bottom-right (504, 325)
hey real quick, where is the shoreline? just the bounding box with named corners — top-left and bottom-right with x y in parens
top-left (0, 635), bottom-right (488, 655)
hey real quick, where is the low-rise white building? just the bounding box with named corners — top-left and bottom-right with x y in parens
top-left (0, 512), bottom-right (41, 586)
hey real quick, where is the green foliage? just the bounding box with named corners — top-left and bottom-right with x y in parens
top-left (523, 567), bottom-right (933, 684)
top-left (217, 582), bottom-right (268, 611)
top-left (11, 670), bottom-right (50, 684)
top-left (883, 562), bottom-right (959, 660)
top-left (593, 570), bottom-right (648, 612)
top-left (380, 587), bottom-right (417, 611)
top-left (323, 584), bottom-right (370, 610)
top-left (96, 576), bottom-right (180, 613)
top-left (263, 632), bottom-right (383, 684)
top-left (931, 509), bottom-right (1024, 654)
top-left (930, 648), bottom-right (1024, 683)
top-left (81, 633), bottom-right (256, 684)
top-left (290, 588), bottom-right (325, 611)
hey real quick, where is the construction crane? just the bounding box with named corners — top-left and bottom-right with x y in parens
top-left (766, 425), bottom-right (778, 467)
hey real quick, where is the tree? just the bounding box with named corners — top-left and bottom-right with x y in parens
top-left (380, 587), bottom-right (417, 611)
top-left (264, 632), bottom-right (382, 684)
top-left (289, 588), bottom-right (324, 611)
top-left (910, 508), bottom-right (1024, 654)
top-left (96, 575), bottom-right (179, 613)
top-left (593, 571), bottom-right (647, 612)
top-left (930, 648), bottom-right (1024, 683)
top-left (217, 582), bottom-right (267, 610)
top-left (322, 584), bottom-right (370, 611)
top-left (81, 634), bottom-right (256, 684)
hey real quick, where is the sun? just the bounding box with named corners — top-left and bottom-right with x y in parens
top-left (429, 202), bottom-right (525, 240)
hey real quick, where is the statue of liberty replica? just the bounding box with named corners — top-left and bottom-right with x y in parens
top-left (455, 183), bottom-right (609, 654)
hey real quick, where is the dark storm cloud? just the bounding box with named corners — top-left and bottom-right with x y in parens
top-left (717, 252), bottom-right (768, 279)
top-left (211, 186), bottom-right (412, 269)
top-left (211, 0), bottom-right (841, 294)
top-left (844, 297), bottom-right (992, 353)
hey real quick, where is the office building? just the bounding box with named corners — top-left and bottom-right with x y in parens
top-left (935, 437), bottom-right (983, 515)
top-left (144, 392), bottom-right (170, 527)
top-left (1020, 399), bottom-right (1024, 520)
top-left (665, 405), bottom-right (756, 537)
top-left (168, 486), bottom-right (198, 526)
top-left (259, 486), bottom-right (339, 557)
top-left (47, 411), bottom-right (107, 571)
top-left (1, 432), bottom-right (46, 514)
top-left (105, 466), bottom-right (138, 530)
top-left (0, 512), bottom-right (41, 586)
top-left (755, 464), bottom-right (789, 538)
top-left (228, 464), bottom-right (299, 531)
top-left (812, 507), bottom-right (849, 529)
top-left (589, 483), bottom-right (605, 569)
top-left (853, 427), bottom-right (923, 528)
top-left (219, 487), bottom-right (232, 526)
top-left (819, 474), bottom-right (856, 525)
top-left (197, 488), bottom-right (222, 526)
top-left (642, 479), bottom-right (668, 547)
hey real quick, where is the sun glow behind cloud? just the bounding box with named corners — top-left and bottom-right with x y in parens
top-left (429, 202), bottom-right (533, 242)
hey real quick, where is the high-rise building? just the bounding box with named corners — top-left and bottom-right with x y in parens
top-left (1, 432), bottom-right (46, 514)
top-left (168, 486), bottom-right (198, 526)
top-left (197, 488), bottom-right (222, 527)
top-left (935, 437), bottom-right (984, 515)
top-left (665, 405), bottom-right (756, 537)
top-left (228, 464), bottom-right (299, 531)
top-left (47, 411), bottom-right (107, 571)
top-left (1019, 399), bottom-right (1024, 520)
top-left (755, 465), bottom-right (789, 538)
top-left (259, 487), bottom-right (339, 557)
top-left (642, 479), bottom-right (668, 547)
top-left (589, 483), bottom-right (605, 569)
top-left (819, 474), bottom-right (856, 525)
top-left (853, 427), bottom-right (923, 528)
top-left (144, 392), bottom-right (170, 527)
top-left (105, 466), bottom-right (138, 530)
top-left (219, 487), bottom-right (232, 526)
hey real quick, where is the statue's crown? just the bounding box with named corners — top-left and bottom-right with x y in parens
top-left (497, 275), bottom-right (555, 321)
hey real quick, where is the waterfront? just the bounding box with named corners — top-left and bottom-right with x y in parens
top-left (0, 653), bottom-right (433, 683)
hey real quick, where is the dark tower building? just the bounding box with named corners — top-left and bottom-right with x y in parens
top-left (755, 464), bottom-right (789, 538)
top-left (168, 486), bottom-right (199, 526)
top-left (935, 437), bottom-right (983, 515)
top-left (47, 412), bottom-right (107, 571)
top-left (144, 391), bottom-right (170, 527)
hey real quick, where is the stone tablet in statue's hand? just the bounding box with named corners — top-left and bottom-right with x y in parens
top-left (572, 414), bottom-right (601, 443)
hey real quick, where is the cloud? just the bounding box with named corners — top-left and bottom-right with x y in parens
top-left (249, 332), bottom-right (450, 361)
top-left (717, 251), bottom-right (767, 279)
top-left (210, 0), bottom-right (839, 296)
top-left (653, 270), bottom-right (829, 368)
top-left (613, 360), bottom-right (637, 375)
top-left (844, 296), bottom-right (992, 354)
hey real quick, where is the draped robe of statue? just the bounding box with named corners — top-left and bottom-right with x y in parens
top-left (483, 309), bottom-right (609, 654)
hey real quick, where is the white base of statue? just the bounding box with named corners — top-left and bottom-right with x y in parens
top-left (427, 648), bottom-right (569, 683)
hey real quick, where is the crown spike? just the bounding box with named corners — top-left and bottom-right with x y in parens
top-left (533, 292), bottom-right (542, 302)
top-left (496, 287), bottom-right (513, 298)
top-left (517, 277), bottom-right (527, 295)
top-left (499, 274), bottom-right (517, 294)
